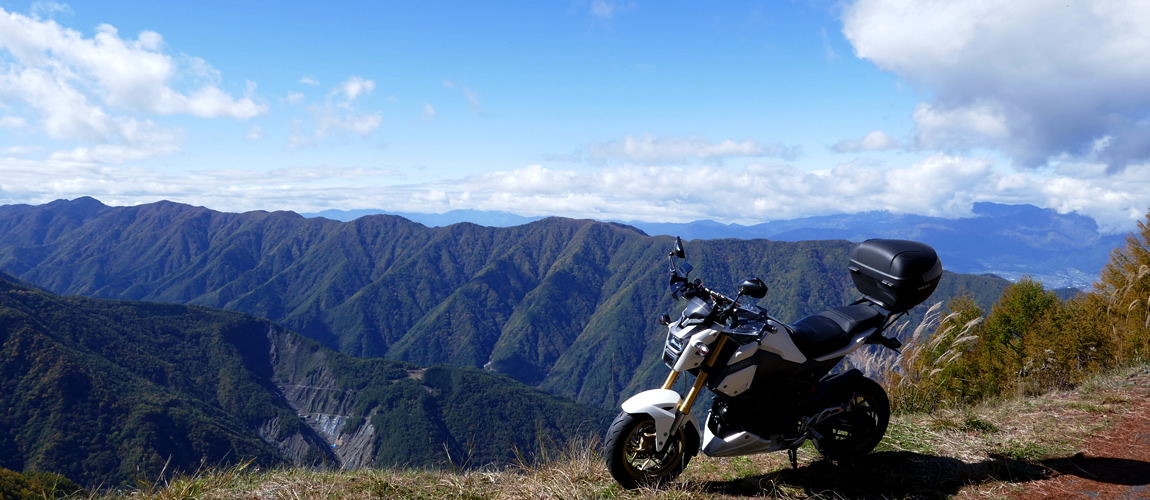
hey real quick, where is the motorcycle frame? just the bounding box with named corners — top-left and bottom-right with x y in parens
top-left (619, 313), bottom-right (887, 457)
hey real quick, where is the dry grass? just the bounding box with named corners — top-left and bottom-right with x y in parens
top-left (75, 363), bottom-right (1147, 500)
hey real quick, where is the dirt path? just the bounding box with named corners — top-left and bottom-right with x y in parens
top-left (1010, 372), bottom-right (1150, 499)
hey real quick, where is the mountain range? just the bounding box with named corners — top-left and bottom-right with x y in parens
top-left (0, 271), bottom-right (609, 486)
top-left (308, 203), bottom-right (1124, 289)
top-left (0, 198), bottom-right (1011, 413)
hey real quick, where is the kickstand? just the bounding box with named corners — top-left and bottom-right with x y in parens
top-left (788, 448), bottom-right (798, 469)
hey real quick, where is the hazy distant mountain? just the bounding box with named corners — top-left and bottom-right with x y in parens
top-left (625, 203), bottom-right (1122, 289)
top-left (0, 198), bottom-right (1009, 412)
top-left (304, 203), bottom-right (1120, 288)
top-left (0, 270), bottom-right (608, 486)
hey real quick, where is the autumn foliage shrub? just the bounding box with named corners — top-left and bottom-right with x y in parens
top-left (876, 207), bottom-right (1150, 410)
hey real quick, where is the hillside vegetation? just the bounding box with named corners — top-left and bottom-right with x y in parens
top-left (0, 272), bottom-right (609, 487)
top-left (0, 198), bottom-right (1010, 410)
top-left (7, 362), bottom-right (1146, 499)
top-left (6, 198), bottom-right (1148, 496)
top-left (852, 208), bottom-right (1150, 411)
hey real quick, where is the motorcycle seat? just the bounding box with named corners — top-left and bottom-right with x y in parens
top-left (788, 304), bottom-right (884, 358)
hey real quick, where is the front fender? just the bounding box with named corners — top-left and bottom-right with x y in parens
top-left (620, 389), bottom-right (699, 452)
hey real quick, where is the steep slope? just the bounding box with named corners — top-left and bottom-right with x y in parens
top-left (0, 198), bottom-right (1011, 409)
top-left (0, 272), bottom-right (330, 486)
top-left (0, 272), bottom-right (611, 486)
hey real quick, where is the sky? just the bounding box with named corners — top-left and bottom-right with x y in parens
top-left (1, 0), bottom-right (1149, 233)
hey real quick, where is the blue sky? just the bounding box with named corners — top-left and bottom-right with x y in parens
top-left (2, 0), bottom-right (1149, 232)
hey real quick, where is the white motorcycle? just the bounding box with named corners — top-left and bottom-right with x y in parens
top-left (605, 236), bottom-right (942, 488)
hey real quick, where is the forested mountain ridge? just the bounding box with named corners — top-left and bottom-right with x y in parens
top-left (306, 202), bottom-right (1119, 288)
top-left (0, 271), bottom-right (610, 486)
top-left (0, 198), bottom-right (1011, 409)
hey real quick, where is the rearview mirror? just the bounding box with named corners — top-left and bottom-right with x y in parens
top-left (672, 236), bottom-right (686, 259)
top-left (737, 278), bottom-right (768, 299)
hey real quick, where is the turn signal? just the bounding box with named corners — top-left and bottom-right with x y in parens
top-left (694, 342), bottom-right (710, 356)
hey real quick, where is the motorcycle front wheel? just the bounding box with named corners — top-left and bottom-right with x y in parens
top-left (604, 411), bottom-right (691, 489)
top-left (812, 377), bottom-right (890, 461)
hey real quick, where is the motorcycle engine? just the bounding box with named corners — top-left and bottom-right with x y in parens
top-left (709, 393), bottom-right (802, 439)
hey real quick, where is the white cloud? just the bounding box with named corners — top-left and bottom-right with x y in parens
top-left (590, 0), bottom-right (633, 20)
top-left (332, 76), bottom-right (375, 101)
top-left (286, 91), bottom-right (305, 105)
top-left (0, 6), bottom-right (265, 169)
top-left (0, 116), bottom-right (26, 128)
top-left (48, 143), bottom-right (180, 164)
top-left (842, 0), bottom-right (1150, 171)
top-left (316, 112), bottom-right (381, 138)
top-left (246, 124), bottom-right (265, 140)
top-left (441, 79), bottom-right (482, 115)
top-left (423, 103), bottom-right (436, 122)
top-left (832, 130), bottom-right (903, 153)
top-left (3, 155), bottom-right (1147, 233)
top-left (462, 88), bottom-right (482, 115)
top-left (44, 118), bottom-right (182, 164)
top-left (0, 11), bottom-right (266, 120)
top-left (591, 0), bottom-right (616, 19)
top-left (300, 76), bottom-right (319, 86)
top-left (589, 135), bottom-right (799, 164)
top-left (1, 145), bottom-right (41, 155)
top-left (820, 27), bottom-right (838, 61)
top-left (289, 77), bottom-right (382, 147)
top-left (29, 1), bottom-right (71, 19)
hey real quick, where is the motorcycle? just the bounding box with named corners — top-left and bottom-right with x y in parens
top-left (605, 236), bottom-right (942, 489)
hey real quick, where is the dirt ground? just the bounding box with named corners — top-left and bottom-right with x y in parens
top-left (1009, 371), bottom-right (1150, 500)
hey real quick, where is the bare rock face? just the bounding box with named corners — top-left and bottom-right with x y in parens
top-left (264, 325), bottom-right (379, 468)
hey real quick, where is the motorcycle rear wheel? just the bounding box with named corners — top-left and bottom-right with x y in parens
top-left (812, 377), bottom-right (890, 461)
top-left (604, 411), bottom-right (691, 489)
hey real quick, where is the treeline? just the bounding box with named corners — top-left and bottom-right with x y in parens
top-left (880, 209), bottom-right (1150, 410)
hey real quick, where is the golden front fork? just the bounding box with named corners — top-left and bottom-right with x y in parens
top-left (660, 334), bottom-right (729, 414)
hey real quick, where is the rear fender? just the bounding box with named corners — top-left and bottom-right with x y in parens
top-left (620, 389), bottom-right (700, 452)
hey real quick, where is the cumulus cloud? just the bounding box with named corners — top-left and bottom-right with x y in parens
top-left (832, 130), bottom-right (903, 153)
top-left (589, 135), bottom-right (800, 164)
top-left (462, 88), bottom-right (482, 115)
top-left (0, 11), bottom-right (266, 120)
top-left (424, 158), bottom-right (1149, 232)
top-left (0, 7), bottom-right (265, 167)
top-left (4, 155), bottom-right (1147, 233)
top-left (45, 118), bottom-right (182, 163)
top-left (299, 76), bottom-right (319, 86)
top-left (331, 76), bottom-right (375, 102)
top-left (590, 0), bottom-right (633, 20)
top-left (842, 0), bottom-right (1150, 171)
top-left (441, 79), bottom-right (483, 115)
top-left (288, 76), bottom-right (382, 148)
top-left (29, 0), bottom-right (71, 19)
top-left (1, 145), bottom-right (41, 155)
top-left (0, 116), bottom-right (26, 128)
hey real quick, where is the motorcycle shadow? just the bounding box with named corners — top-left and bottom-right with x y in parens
top-left (699, 450), bottom-right (1051, 499)
top-left (1040, 452), bottom-right (1150, 486)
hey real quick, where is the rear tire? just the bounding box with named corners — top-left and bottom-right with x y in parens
top-left (813, 377), bottom-right (890, 461)
top-left (604, 411), bottom-right (691, 489)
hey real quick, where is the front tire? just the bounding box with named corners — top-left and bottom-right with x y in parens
top-left (813, 377), bottom-right (890, 461)
top-left (604, 411), bottom-right (691, 489)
